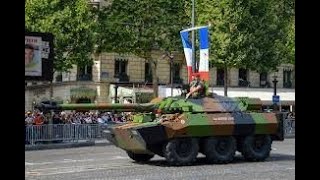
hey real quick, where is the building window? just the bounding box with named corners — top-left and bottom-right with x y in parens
top-left (114, 58), bottom-right (129, 82)
top-left (173, 63), bottom-right (182, 84)
top-left (77, 65), bottom-right (92, 81)
top-left (238, 68), bottom-right (250, 87)
top-left (260, 72), bottom-right (270, 87)
top-left (283, 69), bottom-right (293, 88)
top-left (145, 62), bottom-right (152, 83)
top-left (216, 68), bottom-right (224, 86)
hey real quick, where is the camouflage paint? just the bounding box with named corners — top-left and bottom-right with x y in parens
top-left (113, 127), bottom-right (150, 153)
top-left (35, 95), bottom-right (284, 154)
top-left (209, 113), bottom-right (235, 135)
top-left (251, 113), bottom-right (269, 134)
top-left (39, 103), bottom-right (155, 112)
top-left (261, 113), bottom-right (279, 134)
top-left (185, 113), bottom-right (214, 136)
top-left (103, 95), bottom-right (283, 152)
top-left (162, 114), bottom-right (189, 138)
top-left (232, 112), bottom-right (256, 135)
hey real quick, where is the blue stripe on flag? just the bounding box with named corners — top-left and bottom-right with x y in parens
top-left (199, 27), bottom-right (209, 49)
top-left (180, 31), bottom-right (192, 49)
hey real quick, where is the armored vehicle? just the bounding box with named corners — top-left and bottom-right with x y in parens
top-left (104, 95), bottom-right (284, 166)
top-left (35, 94), bottom-right (284, 166)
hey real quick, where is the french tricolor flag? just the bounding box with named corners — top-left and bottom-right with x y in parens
top-left (180, 31), bottom-right (193, 83)
top-left (180, 26), bottom-right (209, 82)
top-left (198, 27), bottom-right (209, 81)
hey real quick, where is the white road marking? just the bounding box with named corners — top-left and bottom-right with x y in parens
top-left (25, 155), bottom-right (129, 167)
top-left (25, 159), bottom-right (95, 166)
top-left (112, 155), bottom-right (128, 159)
top-left (25, 163), bottom-right (141, 176)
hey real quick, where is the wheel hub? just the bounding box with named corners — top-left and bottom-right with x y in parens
top-left (177, 140), bottom-right (192, 157)
top-left (216, 140), bottom-right (228, 154)
top-left (253, 137), bottom-right (265, 150)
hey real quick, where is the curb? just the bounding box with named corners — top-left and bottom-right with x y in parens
top-left (284, 135), bottom-right (295, 139)
top-left (25, 140), bottom-right (111, 151)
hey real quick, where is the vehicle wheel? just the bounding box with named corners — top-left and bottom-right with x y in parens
top-left (163, 138), bottom-right (199, 166)
top-left (203, 136), bottom-right (236, 164)
top-left (126, 151), bottom-right (154, 162)
top-left (241, 135), bottom-right (272, 162)
top-left (236, 138), bottom-right (244, 153)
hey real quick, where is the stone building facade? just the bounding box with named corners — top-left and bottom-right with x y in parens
top-left (25, 1), bottom-right (295, 110)
top-left (25, 50), bottom-right (295, 110)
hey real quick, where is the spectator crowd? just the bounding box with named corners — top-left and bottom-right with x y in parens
top-left (25, 110), bottom-right (128, 126)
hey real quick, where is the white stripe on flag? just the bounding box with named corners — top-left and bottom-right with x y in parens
top-left (199, 27), bottom-right (209, 72)
top-left (199, 49), bottom-right (209, 72)
top-left (183, 48), bottom-right (192, 67)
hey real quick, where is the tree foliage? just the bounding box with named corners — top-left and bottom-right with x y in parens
top-left (96, 0), bottom-right (189, 96)
top-left (196, 0), bottom-right (295, 73)
top-left (25, 0), bottom-right (97, 72)
top-left (25, 0), bottom-right (295, 86)
top-left (96, 0), bottom-right (189, 55)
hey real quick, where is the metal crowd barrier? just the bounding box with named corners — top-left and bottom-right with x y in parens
top-left (283, 118), bottom-right (295, 137)
top-left (25, 119), bottom-right (295, 146)
top-left (25, 124), bottom-right (108, 145)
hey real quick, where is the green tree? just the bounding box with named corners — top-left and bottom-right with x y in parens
top-left (273, 0), bottom-right (295, 65)
top-left (25, 0), bottom-right (97, 72)
top-left (96, 0), bottom-right (189, 97)
top-left (196, 0), bottom-right (294, 96)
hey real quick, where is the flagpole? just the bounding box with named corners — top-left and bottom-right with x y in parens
top-left (191, 0), bottom-right (195, 74)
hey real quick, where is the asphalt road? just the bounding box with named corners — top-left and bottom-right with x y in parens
top-left (25, 139), bottom-right (295, 180)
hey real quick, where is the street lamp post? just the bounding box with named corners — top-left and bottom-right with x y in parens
top-left (164, 52), bottom-right (174, 96)
top-left (272, 75), bottom-right (278, 96)
top-left (272, 75), bottom-right (278, 111)
top-left (114, 84), bottom-right (119, 103)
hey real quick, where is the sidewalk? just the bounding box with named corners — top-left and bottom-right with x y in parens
top-left (25, 139), bottom-right (111, 151)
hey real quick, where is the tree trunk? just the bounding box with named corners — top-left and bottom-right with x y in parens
top-left (50, 80), bottom-right (53, 100)
top-left (151, 58), bottom-right (158, 98)
top-left (224, 64), bottom-right (228, 97)
top-left (50, 71), bottom-right (55, 100)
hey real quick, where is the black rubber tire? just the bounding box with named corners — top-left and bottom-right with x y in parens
top-left (126, 151), bottom-right (154, 162)
top-left (236, 138), bottom-right (244, 153)
top-left (203, 136), bottom-right (236, 164)
top-left (163, 138), bottom-right (199, 166)
top-left (241, 135), bottom-right (272, 162)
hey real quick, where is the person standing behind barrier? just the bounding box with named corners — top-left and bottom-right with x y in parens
top-left (25, 112), bottom-right (33, 144)
top-left (25, 112), bottom-right (34, 126)
top-left (34, 113), bottom-right (44, 125)
top-left (33, 113), bottom-right (44, 142)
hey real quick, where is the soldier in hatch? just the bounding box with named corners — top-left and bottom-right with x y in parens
top-left (186, 74), bottom-right (205, 98)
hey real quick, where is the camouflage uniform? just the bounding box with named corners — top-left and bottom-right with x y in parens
top-left (190, 80), bottom-right (204, 98)
top-left (189, 79), bottom-right (198, 88)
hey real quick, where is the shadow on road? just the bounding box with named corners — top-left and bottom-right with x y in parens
top-left (134, 153), bottom-right (295, 167)
top-left (267, 153), bottom-right (295, 161)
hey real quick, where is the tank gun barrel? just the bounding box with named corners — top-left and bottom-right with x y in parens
top-left (34, 101), bottom-right (156, 112)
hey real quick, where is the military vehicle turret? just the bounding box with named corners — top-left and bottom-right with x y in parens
top-left (35, 94), bottom-right (284, 166)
